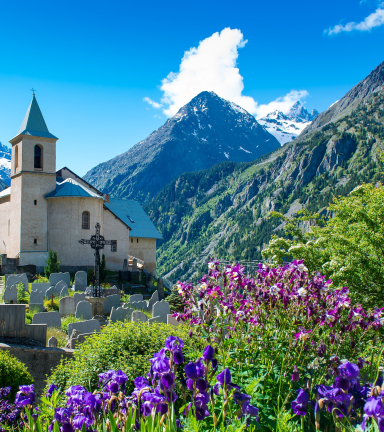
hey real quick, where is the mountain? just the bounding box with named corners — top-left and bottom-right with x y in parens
top-left (300, 60), bottom-right (384, 137)
top-left (257, 102), bottom-right (319, 145)
top-left (84, 91), bottom-right (280, 203)
top-left (0, 142), bottom-right (11, 186)
top-left (145, 63), bottom-right (384, 283)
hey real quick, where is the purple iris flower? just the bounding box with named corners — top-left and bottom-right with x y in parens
top-left (113, 370), bottom-right (128, 385)
top-left (151, 349), bottom-right (171, 374)
top-left (185, 361), bottom-right (204, 380)
top-left (202, 345), bottom-right (215, 363)
top-left (47, 384), bottom-right (57, 398)
top-left (291, 389), bottom-right (310, 416)
top-left (245, 404), bottom-right (259, 417)
top-left (161, 372), bottom-right (175, 390)
top-left (54, 408), bottom-right (72, 424)
top-left (65, 385), bottom-right (86, 397)
top-left (173, 349), bottom-right (184, 365)
top-left (107, 380), bottom-right (119, 394)
top-left (196, 378), bottom-right (208, 393)
top-left (195, 404), bottom-right (210, 421)
top-left (165, 336), bottom-right (184, 352)
top-left (72, 414), bottom-right (93, 430)
top-left (61, 423), bottom-right (74, 432)
top-left (216, 368), bottom-right (238, 389)
top-left (364, 397), bottom-right (384, 418)
top-left (134, 377), bottom-right (150, 390)
top-left (156, 402), bottom-right (168, 415)
top-left (98, 370), bottom-right (115, 387)
top-left (334, 376), bottom-right (351, 391)
top-left (338, 362), bottom-right (359, 380)
top-left (212, 359), bottom-right (218, 371)
top-left (14, 385), bottom-right (35, 407)
top-left (292, 366), bottom-right (299, 382)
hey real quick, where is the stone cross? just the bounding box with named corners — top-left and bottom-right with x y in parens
top-left (79, 222), bottom-right (114, 297)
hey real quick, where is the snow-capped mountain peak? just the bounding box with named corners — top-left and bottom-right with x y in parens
top-left (257, 101), bottom-right (319, 145)
top-left (0, 142), bottom-right (11, 187)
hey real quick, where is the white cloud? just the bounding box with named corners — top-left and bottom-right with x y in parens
top-left (143, 97), bottom-right (162, 109)
top-left (325, 4), bottom-right (384, 35)
top-left (144, 28), bottom-right (308, 119)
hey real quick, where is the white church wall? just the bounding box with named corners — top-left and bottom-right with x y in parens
top-left (0, 196), bottom-right (11, 255)
top-left (18, 136), bottom-right (56, 174)
top-left (129, 237), bottom-right (157, 274)
top-left (9, 175), bottom-right (22, 258)
top-left (19, 251), bottom-right (49, 267)
top-left (102, 207), bottom-right (130, 271)
top-left (48, 197), bottom-right (104, 267)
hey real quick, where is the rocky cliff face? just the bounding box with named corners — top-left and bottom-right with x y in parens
top-left (84, 91), bottom-right (279, 203)
top-left (301, 60), bottom-right (384, 137)
top-left (0, 142), bottom-right (11, 186)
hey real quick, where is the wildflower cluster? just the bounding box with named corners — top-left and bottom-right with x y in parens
top-left (0, 387), bottom-right (22, 431)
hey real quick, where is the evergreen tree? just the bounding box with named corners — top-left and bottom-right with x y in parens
top-left (167, 286), bottom-right (185, 313)
top-left (100, 254), bottom-right (107, 282)
top-left (44, 250), bottom-right (60, 279)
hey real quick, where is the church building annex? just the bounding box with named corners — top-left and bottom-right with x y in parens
top-left (0, 95), bottom-right (162, 273)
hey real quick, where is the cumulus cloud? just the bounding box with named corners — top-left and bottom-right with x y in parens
top-left (143, 97), bottom-right (162, 109)
top-left (144, 28), bottom-right (308, 119)
top-left (325, 4), bottom-right (384, 35)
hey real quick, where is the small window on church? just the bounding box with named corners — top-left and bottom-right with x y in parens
top-left (15, 145), bottom-right (19, 173)
top-left (82, 211), bottom-right (90, 229)
top-left (34, 239), bottom-right (37, 244)
top-left (34, 145), bottom-right (43, 169)
top-left (111, 241), bottom-right (117, 252)
top-left (130, 238), bottom-right (133, 243)
top-left (34, 200), bottom-right (37, 206)
top-left (137, 238), bottom-right (139, 243)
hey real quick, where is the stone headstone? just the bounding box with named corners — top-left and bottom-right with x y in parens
top-left (130, 300), bottom-right (148, 311)
top-left (55, 281), bottom-right (68, 296)
top-left (110, 306), bottom-right (133, 323)
top-left (67, 319), bottom-right (100, 337)
top-left (148, 316), bottom-right (163, 324)
top-left (74, 271), bottom-right (87, 291)
top-left (70, 332), bottom-right (95, 349)
top-left (132, 258), bottom-right (138, 271)
top-left (123, 259), bottom-right (128, 271)
top-left (45, 286), bottom-right (59, 299)
top-left (148, 290), bottom-right (159, 310)
top-left (92, 315), bottom-right (109, 325)
top-left (31, 283), bottom-right (51, 295)
top-left (157, 278), bottom-right (165, 300)
top-left (167, 314), bottom-right (181, 327)
top-left (29, 290), bottom-right (44, 304)
top-left (103, 294), bottom-right (121, 314)
top-left (4, 284), bottom-right (18, 304)
top-left (76, 301), bottom-right (92, 320)
top-left (49, 272), bottom-right (70, 287)
top-left (129, 294), bottom-right (143, 303)
top-left (60, 286), bottom-right (69, 297)
top-left (6, 274), bottom-right (28, 292)
top-left (104, 286), bottom-right (120, 296)
top-left (132, 311), bottom-right (148, 322)
top-left (74, 293), bottom-right (87, 308)
top-left (59, 296), bottom-right (75, 316)
top-left (48, 336), bottom-right (58, 348)
top-left (29, 304), bottom-right (44, 313)
top-left (32, 311), bottom-right (61, 328)
top-left (152, 300), bottom-right (170, 324)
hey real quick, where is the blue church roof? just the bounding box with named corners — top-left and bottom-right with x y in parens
top-left (104, 198), bottom-right (163, 240)
top-left (45, 179), bottom-right (103, 199)
top-left (15, 95), bottom-right (58, 140)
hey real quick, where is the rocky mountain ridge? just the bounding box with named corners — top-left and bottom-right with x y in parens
top-left (84, 91), bottom-right (279, 203)
top-left (0, 142), bottom-right (11, 186)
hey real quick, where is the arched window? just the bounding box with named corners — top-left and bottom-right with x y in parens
top-left (34, 145), bottom-right (43, 169)
top-left (82, 211), bottom-right (90, 229)
top-left (14, 145), bottom-right (19, 173)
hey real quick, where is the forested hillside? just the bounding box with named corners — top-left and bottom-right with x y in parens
top-left (145, 90), bottom-right (384, 282)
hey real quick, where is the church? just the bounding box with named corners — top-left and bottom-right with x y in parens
top-left (0, 95), bottom-right (162, 274)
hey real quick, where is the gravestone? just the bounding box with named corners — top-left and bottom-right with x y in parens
top-left (60, 286), bottom-right (69, 297)
top-left (148, 316), bottom-right (163, 324)
top-left (67, 319), bottom-right (100, 337)
top-left (59, 296), bottom-right (75, 316)
top-left (6, 274), bottom-right (28, 292)
top-left (29, 304), bottom-right (44, 313)
top-left (45, 286), bottom-right (58, 299)
top-left (110, 306), bottom-right (134, 323)
top-left (32, 311), bottom-right (61, 328)
top-left (31, 283), bottom-right (51, 295)
top-left (130, 300), bottom-right (148, 311)
top-left (55, 281), bottom-right (68, 296)
top-left (50, 272), bottom-right (70, 287)
top-left (167, 314), bottom-right (181, 327)
top-left (76, 301), bottom-right (92, 320)
top-left (48, 336), bottom-right (58, 348)
top-left (103, 294), bottom-right (121, 314)
top-left (74, 293), bottom-right (87, 308)
top-left (148, 290), bottom-right (159, 310)
top-left (157, 278), bottom-right (165, 300)
top-left (4, 284), bottom-right (17, 304)
top-left (70, 332), bottom-right (95, 349)
top-left (74, 271), bottom-right (87, 291)
top-left (132, 311), bottom-right (148, 322)
top-left (152, 300), bottom-right (170, 324)
top-left (29, 290), bottom-right (44, 304)
top-left (104, 286), bottom-right (120, 296)
top-left (132, 258), bottom-right (137, 271)
top-left (129, 294), bottom-right (143, 303)
top-left (123, 259), bottom-right (128, 271)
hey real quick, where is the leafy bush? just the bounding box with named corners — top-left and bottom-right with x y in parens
top-left (0, 351), bottom-right (33, 398)
top-left (47, 322), bottom-right (203, 394)
top-left (44, 250), bottom-right (60, 279)
top-left (16, 282), bottom-right (29, 304)
top-left (44, 297), bottom-right (59, 311)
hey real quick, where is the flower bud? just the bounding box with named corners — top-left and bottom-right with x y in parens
top-left (292, 366), bottom-right (299, 382)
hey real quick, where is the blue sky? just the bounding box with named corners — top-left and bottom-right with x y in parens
top-left (0, 0), bottom-right (383, 176)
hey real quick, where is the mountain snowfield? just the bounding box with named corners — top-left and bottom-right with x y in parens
top-left (0, 142), bottom-right (11, 187)
top-left (257, 102), bottom-right (319, 145)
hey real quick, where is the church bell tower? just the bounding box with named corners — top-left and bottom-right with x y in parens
top-left (8, 94), bottom-right (58, 264)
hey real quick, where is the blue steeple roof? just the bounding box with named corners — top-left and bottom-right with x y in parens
top-left (45, 179), bottom-right (104, 199)
top-left (16, 95), bottom-right (58, 140)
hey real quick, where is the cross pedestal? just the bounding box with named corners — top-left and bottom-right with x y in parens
top-left (86, 296), bottom-right (106, 317)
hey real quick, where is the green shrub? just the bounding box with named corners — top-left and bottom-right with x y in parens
top-left (44, 250), bottom-right (60, 279)
top-left (44, 297), bottom-right (59, 311)
top-left (167, 286), bottom-right (185, 313)
top-left (16, 282), bottom-right (29, 304)
top-left (47, 322), bottom-right (203, 394)
top-left (0, 351), bottom-right (33, 398)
